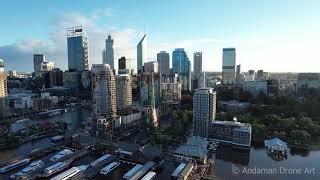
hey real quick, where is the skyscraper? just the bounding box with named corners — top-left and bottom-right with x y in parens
top-left (33, 54), bottom-right (45, 72)
top-left (103, 34), bottom-right (114, 69)
top-left (144, 61), bottom-right (158, 73)
top-left (157, 51), bottom-right (170, 75)
top-left (172, 48), bottom-right (191, 91)
top-left (118, 56), bottom-right (131, 75)
top-left (118, 56), bottom-right (130, 70)
top-left (137, 34), bottom-right (147, 73)
top-left (193, 88), bottom-right (216, 137)
top-left (116, 74), bottom-right (132, 116)
top-left (0, 59), bottom-right (7, 118)
top-left (236, 64), bottom-right (241, 77)
top-left (67, 26), bottom-right (89, 72)
top-left (92, 64), bottom-right (117, 119)
top-left (222, 48), bottom-right (236, 84)
top-left (193, 52), bottom-right (203, 77)
top-left (193, 52), bottom-right (203, 89)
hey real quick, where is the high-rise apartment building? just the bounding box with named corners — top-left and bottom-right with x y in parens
top-left (157, 51), bottom-right (170, 75)
top-left (172, 48), bottom-right (191, 91)
top-left (92, 64), bottom-right (117, 119)
top-left (222, 48), bottom-right (236, 84)
top-left (193, 88), bottom-right (216, 137)
top-left (67, 26), bottom-right (89, 72)
top-left (33, 54), bottom-right (45, 72)
top-left (103, 34), bottom-right (114, 69)
top-left (0, 59), bottom-right (7, 118)
top-left (116, 74), bottom-right (132, 116)
top-left (137, 34), bottom-right (147, 73)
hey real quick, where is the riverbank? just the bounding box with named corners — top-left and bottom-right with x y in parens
top-left (251, 138), bottom-right (320, 150)
top-left (0, 131), bottom-right (62, 150)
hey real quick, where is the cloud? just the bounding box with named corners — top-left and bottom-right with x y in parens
top-left (0, 9), bottom-right (138, 72)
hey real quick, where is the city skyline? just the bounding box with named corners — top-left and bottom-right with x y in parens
top-left (1, 0), bottom-right (320, 72)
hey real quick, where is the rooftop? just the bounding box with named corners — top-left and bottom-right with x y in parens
top-left (174, 145), bottom-right (208, 159)
top-left (186, 136), bottom-right (208, 149)
top-left (213, 120), bottom-right (251, 132)
top-left (264, 138), bottom-right (288, 149)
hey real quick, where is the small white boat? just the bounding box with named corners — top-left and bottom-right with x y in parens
top-left (50, 149), bottom-right (73, 162)
top-left (90, 154), bottom-right (111, 167)
top-left (0, 159), bottom-right (31, 174)
top-left (100, 162), bottom-right (120, 175)
top-left (50, 164), bottom-right (89, 180)
top-left (10, 160), bottom-right (44, 178)
top-left (40, 160), bottom-right (73, 178)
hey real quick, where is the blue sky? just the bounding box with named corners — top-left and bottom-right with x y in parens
top-left (1, 0), bottom-right (320, 72)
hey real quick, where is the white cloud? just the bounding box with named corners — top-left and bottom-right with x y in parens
top-left (1, 8), bottom-right (320, 73)
top-left (0, 9), bottom-right (138, 72)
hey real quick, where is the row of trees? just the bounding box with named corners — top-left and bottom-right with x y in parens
top-left (223, 113), bottom-right (320, 145)
top-left (217, 87), bottom-right (320, 145)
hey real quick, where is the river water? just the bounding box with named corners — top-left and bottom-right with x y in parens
top-left (1, 109), bottom-right (320, 180)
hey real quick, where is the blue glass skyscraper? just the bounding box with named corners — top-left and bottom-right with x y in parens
top-left (172, 48), bottom-right (191, 91)
top-left (67, 26), bottom-right (89, 72)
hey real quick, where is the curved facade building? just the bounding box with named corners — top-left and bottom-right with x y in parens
top-left (92, 64), bottom-right (117, 119)
top-left (116, 74), bottom-right (132, 116)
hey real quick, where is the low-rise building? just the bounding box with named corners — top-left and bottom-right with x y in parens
top-left (208, 120), bottom-right (251, 147)
top-left (242, 80), bottom-right (267, 96)
top-left (218, 100), bottom-right (250, 113)
top-left (296, 73), bottom-right (320, 95)
top-left (173, 136), bottom-right (209, 164)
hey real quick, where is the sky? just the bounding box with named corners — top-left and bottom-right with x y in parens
top-left (0, 0), bottom-right (320, 72)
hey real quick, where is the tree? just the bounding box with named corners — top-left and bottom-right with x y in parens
top-left (290, 130), bottom-right (311, 144)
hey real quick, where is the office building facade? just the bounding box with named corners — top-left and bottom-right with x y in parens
top-left (208, 120), bottom-right (252, 147)
top-left (103, 34), bottom-right (114, 69)
top-left (296, 73), bottom-right (320, 95)
top-left (137, 34), bottom-right (147, 73)
top-left (0, 59), bottom-right (7, 118)
top-left (193, 88), bottom-right (216, 137)
top-left (144, 61), bottom-right (158, 73)
top-left (172, 48), bottom-right (191, 91)
top-left (67, 26), bottom-right (89, 72)
top-left (33, 54), bottom-right (45, 73)
top-left (157, 51), bottom-right (170, 75)
top-left (193, 52), bottom-right (202, 77)
top-left (222, 48), bottom-right (236, 84)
